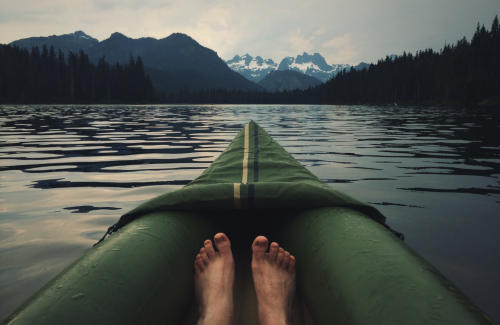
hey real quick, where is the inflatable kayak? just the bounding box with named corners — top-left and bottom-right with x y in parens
top-left (5, 121), bottom-right (491, 324)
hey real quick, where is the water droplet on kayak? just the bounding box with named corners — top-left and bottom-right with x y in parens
top-left (111, 248), bottom-right (120, 251)
top-left (71, 293), bottom-right (84, 299)
top-left (137, 226), bottom-right (151, 230)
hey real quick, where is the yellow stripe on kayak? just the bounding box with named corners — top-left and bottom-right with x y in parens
top-left (233, 183), bottom-right (241, 209)
top-left (242, 123), bottom-right (249, 184)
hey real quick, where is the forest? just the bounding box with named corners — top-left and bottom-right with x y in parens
top-left (0, 45), bottom-right (154, 103)
top-left (308, 16), bottom-right (500, 106)
top-left (163, 15), bottom-right (500, 106)
top-left (0, 15), bottom-right (499, 106)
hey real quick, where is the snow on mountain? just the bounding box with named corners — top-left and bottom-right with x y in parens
top-left (278, 52), bottom-right (350, 82)
top-left (226, 52), bottom-right (351, 83)
top-left (73, 31), bottom-right (96, 41)
top-left (226, 54), bottom-right (277, 82)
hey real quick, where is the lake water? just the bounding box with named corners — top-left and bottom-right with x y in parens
top-left (1, 104), bottom-right (499, 322)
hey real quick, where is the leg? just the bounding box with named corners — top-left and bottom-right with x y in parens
top-left (194, 233), bottom-right (235, 325)
top-left (251, 235), bottom-right (296, 325)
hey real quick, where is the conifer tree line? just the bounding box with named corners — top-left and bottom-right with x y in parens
top-left (0, 15), bottom-right (498, 106)
top-left (161, 15), bottom-right (500, 106)
top-left (0, 45), bottom-right (154, 103)
top-left (305, 15), bottom-right (500, 106)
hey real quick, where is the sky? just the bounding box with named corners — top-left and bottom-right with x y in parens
top-left (0, 0), bottom-right (498, 65)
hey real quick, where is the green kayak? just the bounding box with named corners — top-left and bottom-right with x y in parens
top-left (5, 121), bottom-right (491, 324)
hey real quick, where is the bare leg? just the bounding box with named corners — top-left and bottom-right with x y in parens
top-left (251, 236), bottom-right (296, 325)
top-left (194, 233), bottom-right (235, 325)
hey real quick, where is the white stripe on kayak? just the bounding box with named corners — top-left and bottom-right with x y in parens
top-left (242, 124), bottom-right (249, 184)
top-left (233, 183), bottom-right (241, 209)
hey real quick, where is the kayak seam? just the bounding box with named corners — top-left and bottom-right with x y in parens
top-left (253, 122), bottom-right (259, 182)
top-left (233, 183), bottom-right (241, 209)
top-left (242, 123), bottom-right (250, 184)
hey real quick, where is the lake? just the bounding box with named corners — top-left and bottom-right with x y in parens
top-left (1, 104), bottom-right (499, 322)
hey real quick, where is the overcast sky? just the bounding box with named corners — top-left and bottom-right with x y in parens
top-left (0, 0), bottom-right (498, 65)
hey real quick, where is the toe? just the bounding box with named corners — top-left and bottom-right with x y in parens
top-left (204, 239), bottom-right (216, 258)
top-left (214, 233), bottom-right (232, 257)
top-left (283, 251), bottom-right (291, 269)
top-left (268, 242), bottom-right (279, 261)
top-left (195, 256), bottom-right (203, 272)
top-left (288, 255), bottom-right (296, 272)
top-left (252, 235), bottom-right (269, 260)
top-left (200, 247), bottom-right (209, 265)
top-left (277, 247), bottom-right (285, 266)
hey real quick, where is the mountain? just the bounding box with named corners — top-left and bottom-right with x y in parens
top-left (278, 52), bottom-right (350, 82)
top-left (226, 54), bottom-right (277, 82)
top-left (226, 52), bottom-right (350, 83)
top-left (258, 70), bottom-right (322, 92)
top-left (10, 31), bottom-right (98, 55)
top-left (353, 62), bottom-right (370, 71)
top-left (10, 31), bottom-right (261, 93)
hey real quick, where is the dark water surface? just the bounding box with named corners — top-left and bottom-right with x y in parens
top-left (1, 105), bottom-right (499, 321)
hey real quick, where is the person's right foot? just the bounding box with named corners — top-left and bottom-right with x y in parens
top-left (251, 236), bottom-right (296, 325)
top-left (194, 233), bottom-right (235, 325)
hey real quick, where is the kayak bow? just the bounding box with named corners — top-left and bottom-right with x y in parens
top-left (5, 121), bottom-right (490, 325)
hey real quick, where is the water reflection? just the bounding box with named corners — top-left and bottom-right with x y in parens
top-left (0, 105), bottom-right (499, 322)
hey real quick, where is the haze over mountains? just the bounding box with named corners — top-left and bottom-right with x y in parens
top-left (10, 31), bottom-right (370, 92)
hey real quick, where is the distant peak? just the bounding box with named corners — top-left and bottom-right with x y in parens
top-left (72, 31), bottom-right (96, 41)
top-left (167, 33), bottom-right (193, 40)
top-left (110, 32), bottom-right (128, 39)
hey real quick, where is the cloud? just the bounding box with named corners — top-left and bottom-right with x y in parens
top-left (313, 27), bottom-right (327, 38)
top-left (321, 34), bottom-right (358, 64)
top-left (284, 29), bottom-right (314, 54)
top-left (183, 6), bottom-right (244, 56)
top-left (0, 0), bottom-right (498, 65)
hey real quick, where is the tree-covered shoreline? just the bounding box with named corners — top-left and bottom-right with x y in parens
top-left (0, 45), bottom-right (154, 103)
top-left (1, 16), bottom-right (498, 107)
top-left (157, 16), bottom-right (500, 107)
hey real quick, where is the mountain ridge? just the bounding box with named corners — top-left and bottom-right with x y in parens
top-left (226, 52), bottom-right (356, 83)
top-left (10, 31), bottom-right (261, 92)
top-left (11, 31), bottom-right (98, 54)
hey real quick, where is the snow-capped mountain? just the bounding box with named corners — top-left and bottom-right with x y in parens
top-left (226, 52), bottom-right (351, 83)
top-left (226, 54), bottom-right (277, 82)
top-left (278, 53), bottom-right (350, 82)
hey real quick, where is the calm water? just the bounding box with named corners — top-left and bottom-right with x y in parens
top-left (1, 104), bottom-right (499, 321)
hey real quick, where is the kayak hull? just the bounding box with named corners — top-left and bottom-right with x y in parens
top-left (6, 207), bottom-right (489, 324)
top-left (5, 121), bottom-right (491, 324)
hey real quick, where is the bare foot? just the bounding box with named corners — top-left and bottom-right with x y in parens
top-left (194, 233), bottom-right (235, 325)
top-left (251, 236), bottom-right (296, 325)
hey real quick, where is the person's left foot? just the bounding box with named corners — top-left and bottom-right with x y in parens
top-left (194, 233), bottom-right (235, 325)
top-left (251, 236), bottom-right (296, 325)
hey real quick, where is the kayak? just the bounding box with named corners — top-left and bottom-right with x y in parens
top-left (5, 121), bottom-right (491, 324)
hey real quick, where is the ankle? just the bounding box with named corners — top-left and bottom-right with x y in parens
top-left (258, 307), bottom-right (289, 325)
top-left (198, 306), bottom-right (234, 325)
